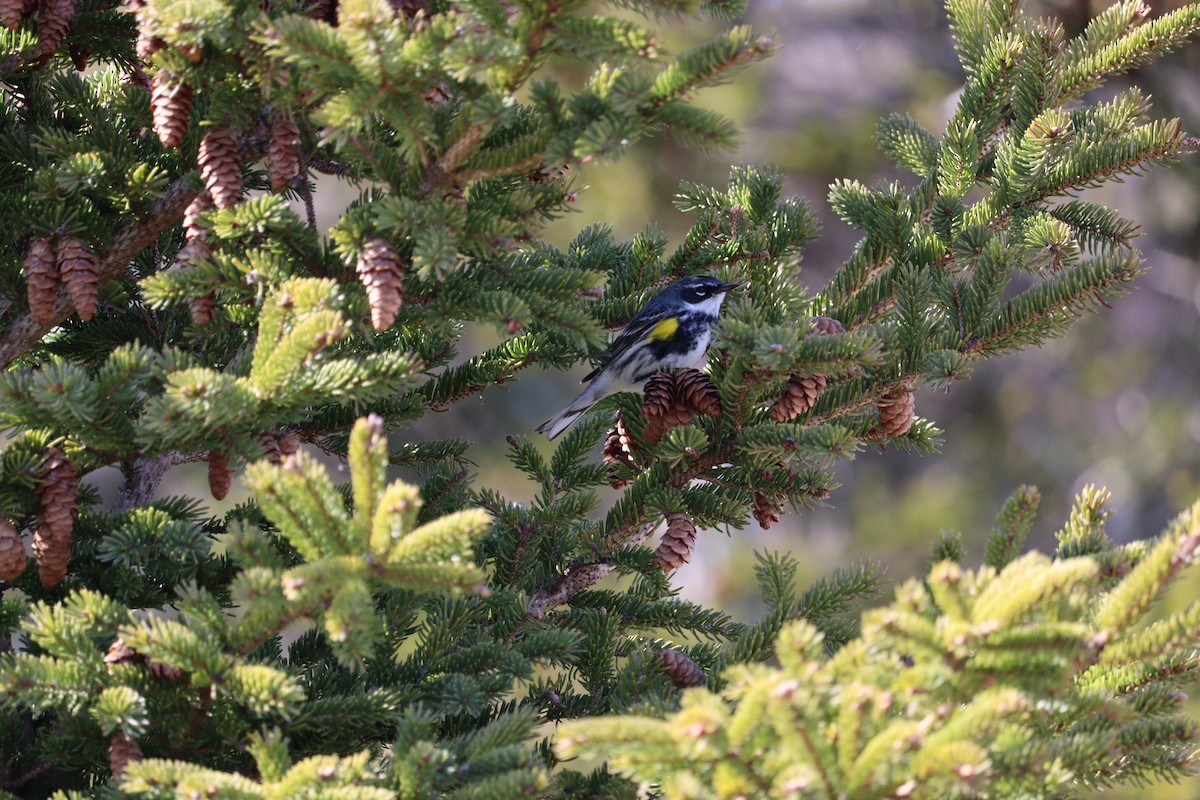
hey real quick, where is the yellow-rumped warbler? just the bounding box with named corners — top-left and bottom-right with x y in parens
top-left (536, 275), bottom-right (739, 439)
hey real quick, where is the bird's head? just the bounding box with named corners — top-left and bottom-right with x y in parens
top-left (668, 275), bottom-right (740, 314)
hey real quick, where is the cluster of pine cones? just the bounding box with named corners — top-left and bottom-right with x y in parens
top-left (0, 447), bottom-right (78, 587)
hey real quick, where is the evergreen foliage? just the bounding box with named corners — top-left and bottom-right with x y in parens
top-left (0, 0), bottom-right (1197, 796)
top-left (558, 495), bottom-right (1200, 799)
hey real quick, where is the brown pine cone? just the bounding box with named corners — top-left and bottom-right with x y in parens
top-left (877, 388), bottom-right (916, 437)
top-left (277, 431), bottom-right (300, 459)
top-left (207, 451), bottom-right (231, 500)
top-left (68, 40), bottom-right (89, 70)
top-left (188, 293), bottom-right (215, 326)
top-left (34, 0), bottom-right (75, 66)
top-left (673, 368), bottom-right (722, 417)
top-left (752, 492), bottom-right (783, 530)
top-left (259, 431), bottom-right (283, 465)
top-left (356, 236), bottom-right (405, 332)
top-left (655, 648), bottom-right (706, 688)
top-left (198, 124), bottom-right (243, 209)
top-left (24, 236), bottom-right (59, 326)
top-left (33, 447), bottom-right (77, 588)
top-left (770, 374), bottom-right (826, 423)
top-left (1, 0), bottom-right (32, 29)
top-left (104, 638), bottom-right (143, 668)
top-left (0, 516), bottom-right (26, 582)
top-left (150, 72), bottom-right (193, 149)
top-left (810, 315), bottom-right (847, 335)
top-left (268, 115), bottom-right (302, 193)
top-left (652, 511), bottom-right (697, 573)
top-left (57, 234), bottom-right (98, 321)
top-left (641, 372), bottom-right (676, 420)
top-left (147, 659), bottom-right (185, 680)
top-left (183, 191), bottom-right (214, 241)
top-left (108, 732), bottom-right (143, 779)
top-left (602, 413), bottom-right (639, 489)
top-left (136, 29), bottom-right (164, 60)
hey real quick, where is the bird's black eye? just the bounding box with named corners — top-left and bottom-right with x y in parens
top-left (684, 288), bottom-right (707, 302)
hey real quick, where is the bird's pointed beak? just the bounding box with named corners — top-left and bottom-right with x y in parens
top-left (719, 282), bottom-right (740, 293)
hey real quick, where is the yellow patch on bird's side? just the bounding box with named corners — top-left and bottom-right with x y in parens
top-left (647, 317), bottom-right (679, 342)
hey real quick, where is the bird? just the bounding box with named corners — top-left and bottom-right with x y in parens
top-left (536, 274), bottom-right (739, 440)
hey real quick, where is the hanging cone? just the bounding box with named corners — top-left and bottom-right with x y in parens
top-left (877, 388), bottom-right (916, 437)
top-left (654, 648), bottom-right (706, 688)
top-left (752, 492), bottom-right (783, 530)
top-left (33, 447), bottom-right (77, 588)
top-left (207, 451), bottom-right (231, 500)
top-left (0, 516), bottom-right (26, 582)
top-left (188, 293), bottom-right (215, 326)
top-left (34, 0), bottom-right (75, 66)
top-left (810, 315), bottom-right (846, 335)
top-left (259, 431), bottom-right (283, 465)
top-left (183, 191), bottom-right (214, 241)
top-left (770, 374), bottom-right (826, 423)
top-left (268, 115), bottom-right (302, 193)
top-left (57, 234), bottom-right (98, 321)
top-left (136, 29), bottom-right (164, 60)
top-left (108, 732), bottom-right (143, 779)
top-left (198, 124), bottom-right (243, 209)
top-left (356, 237), bottom-right (405, 332)
top-left (602, 413), bottom-right (639, 489)
top-left (673, 368), bottom-right (722, 417)
top-left (147, 659), bottom-right (185, 680)
top-left (652, 511), bottom-right (697, 573)
top-left (68, 40), bottom-right (89, 70)
top-left (24, 236), bottom-right (59, 326)
top-left (641, 372), bottom-right (676, 420)
top-left (1, 0), bottom-right (32, 30)
top-left (150, 72), bottom-right (193, 149)
top-left (104, 638), bottom-right (143, 668)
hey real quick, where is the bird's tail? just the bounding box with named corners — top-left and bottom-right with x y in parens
top-left (536, 381), bottom-right (609, 440)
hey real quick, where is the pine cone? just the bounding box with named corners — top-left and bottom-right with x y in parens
top-left (68, 40), bottom-right (89, 70)
top-left (652, 511), bottom-right (697, 573)
top-left (34, 0), bottom-right (75, 66)
top-left (24, 236), bottom-right (59, 326)
top-left (356, 236), bottom-right (405, 332)
top-left (198, 124), bottom-right (243, 209)
top-left (183, 191), bottom-right (214, 241)
top-left (641, 372), bottom-right (676, 420)
top-left (33, 447), bottom-right (77, 588)
top-left (810, 315), bottom-right (846, 335)
top-left (108, 732), bottom-right (143, 779)
top-left (602, 413), bottom-right (639, 489)
top-left (259, 432), bottom-right (283, 465)
top-left (770, 374), bottom-right (826, 423)
top-left (1, 0), bottom-right (32, 29)
top-left (278, 431), bottom-right (300, 459)
top-left (877, 388), bottom-right (916, 437)
top-left (147, 659), bottom-right (185, 681)
top-left (57, 234), bottom-right (98, 321)
top-left (135, 29), bottom-right (164, 60)
top-left (674, 368), bottom-right (722, 417)
top-left (207, 450), bottom-right (231, 500)
top-left (655, 648), bottom-right (706, 688)
top-left (188, 292), bottom-right (216, 326)
top-left (268, 115), bottom-right (302, 193)
top-left (752, 492), bottom-right (782, 530)
top-left (0, 516), bottom-right (26, 582)
top-left (104, 638), bottom-right (143, 668)
top-left (150, 72), bottom-right (193, 149)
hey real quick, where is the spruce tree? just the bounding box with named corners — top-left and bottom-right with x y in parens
top-left (0, 0), bottom-right (1198, 797)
